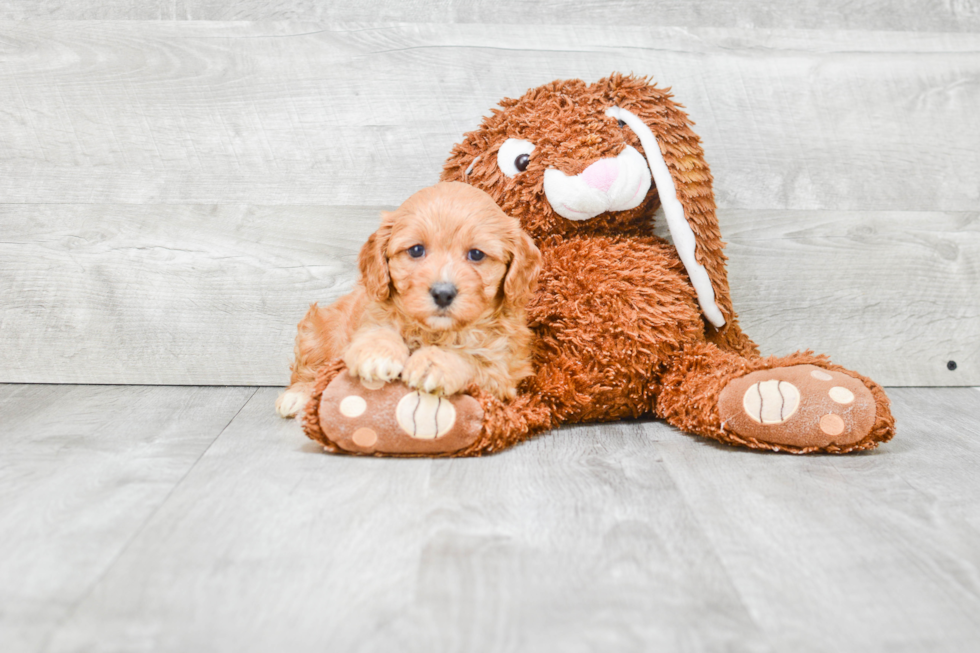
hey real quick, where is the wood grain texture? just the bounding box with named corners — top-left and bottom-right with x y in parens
top-left (0, 385), bottom-right (971, 652)
top-left (651, 386), bottom-right (980, 652)
top-left (0, 22), bottom-right (976, 211)
top-left (0, 204), bottom-right (379, 385)
top-left (3, 1), bottom-right (980, 32)
top-left (42, 388), bottom-right (771, 653)
top-left (719, 210), bottom-right (980, 386)
top-left (0, 383), bottom-right (255, 653)
top-left (2, 204), bottom-right (975, 385)
top-left (0, 21), bottom-right (976, 385)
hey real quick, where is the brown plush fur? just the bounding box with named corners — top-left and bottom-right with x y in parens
top-left (442, 74), bottom-right (756, 356)
top-left (280, 182), bottom-right (540, 416)
top-left (302, 74), bottom-right (895, 455)
top-left (435, 74), bottom-right (893, 453)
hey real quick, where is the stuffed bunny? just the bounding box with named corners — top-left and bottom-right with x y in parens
top-left (303, 74), bottom-right (894, 455)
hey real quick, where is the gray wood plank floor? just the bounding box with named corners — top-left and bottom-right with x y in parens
top-left (3, 384), bottom-right (979, 652)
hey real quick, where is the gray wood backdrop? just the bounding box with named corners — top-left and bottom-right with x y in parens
top-left (0, 3), bottom-right (978, 386)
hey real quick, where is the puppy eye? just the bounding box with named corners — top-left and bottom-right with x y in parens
top-left (617, 119), bottom-right (627, 128)
top-left (408, 244), bottom-right (425, 258)
top-left (467, 249), bottom-right (486, 262)
top-left (497, 138), bottom-right (535, 178)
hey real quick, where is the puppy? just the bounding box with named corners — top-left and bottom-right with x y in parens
top-left (276, 181), bottom-right (541, 418)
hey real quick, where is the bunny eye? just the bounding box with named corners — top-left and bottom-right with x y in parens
top-left (497, 138), bottom-right (535, 178)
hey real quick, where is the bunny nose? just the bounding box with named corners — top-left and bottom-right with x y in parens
top-left (581, 158), bottom-right (619, 193)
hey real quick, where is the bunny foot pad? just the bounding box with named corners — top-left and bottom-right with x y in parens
top-left (719, 365), bottom-right (876, 450)
top-left (315, 370), bottom-right (484, 455)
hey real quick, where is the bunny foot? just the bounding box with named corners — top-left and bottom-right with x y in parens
top-left (719, 364), bottom-right (877, 451)
top-left (310, 370), bottom-right (484, 456)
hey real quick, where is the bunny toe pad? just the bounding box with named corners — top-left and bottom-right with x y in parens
top-left (314, 371), bottom-right (484, 456)
top-left (719, 365), bottom-right (876, 450)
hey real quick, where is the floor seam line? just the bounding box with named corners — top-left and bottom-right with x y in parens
top-left (38, 386), bottom-right (259, 653)
top-left (653, 434), bottom-right (777, 653)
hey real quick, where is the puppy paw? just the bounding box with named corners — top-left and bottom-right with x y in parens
top-left (276, 385), bottom-right (312, 418)
top-left (344, 337), bottom-right (410, 383)
top-left (402, 347), bottom-right (473, 396)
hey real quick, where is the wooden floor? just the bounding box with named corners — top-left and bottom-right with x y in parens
top-left (1, 2), bottom-right (977, 651)
top-left (2, 384), bottom-right (978, 652)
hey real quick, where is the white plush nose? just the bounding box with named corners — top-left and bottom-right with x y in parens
top-left (581, 158), bottom-right (619, 192)
top-left (543, 145), bottom-right (651, 222)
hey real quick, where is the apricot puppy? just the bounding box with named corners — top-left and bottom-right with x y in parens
top-left (277, 181), bottom-right (541, 418)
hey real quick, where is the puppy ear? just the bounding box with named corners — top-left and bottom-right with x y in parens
top-left (503, 228), bottom-right (542, 309)
top-left (359, 211), bottom-right (394, 302)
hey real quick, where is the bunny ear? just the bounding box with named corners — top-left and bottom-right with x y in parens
top-left (606, 105), bottom-right (724, 328)
top-left (603, 78), bottom-right (756, 355)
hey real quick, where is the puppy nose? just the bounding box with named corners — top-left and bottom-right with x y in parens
top-left (430, 282), bottom-right (458, 309)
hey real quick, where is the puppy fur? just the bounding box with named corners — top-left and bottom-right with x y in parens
top-left (277, 182), bottom-right (541, 418)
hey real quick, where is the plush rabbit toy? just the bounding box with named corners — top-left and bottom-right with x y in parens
top-left (303, 74), bottom-right (895, 455)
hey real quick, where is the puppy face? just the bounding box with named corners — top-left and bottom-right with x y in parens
top-left (359, 182), bottom-right (540, 332)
